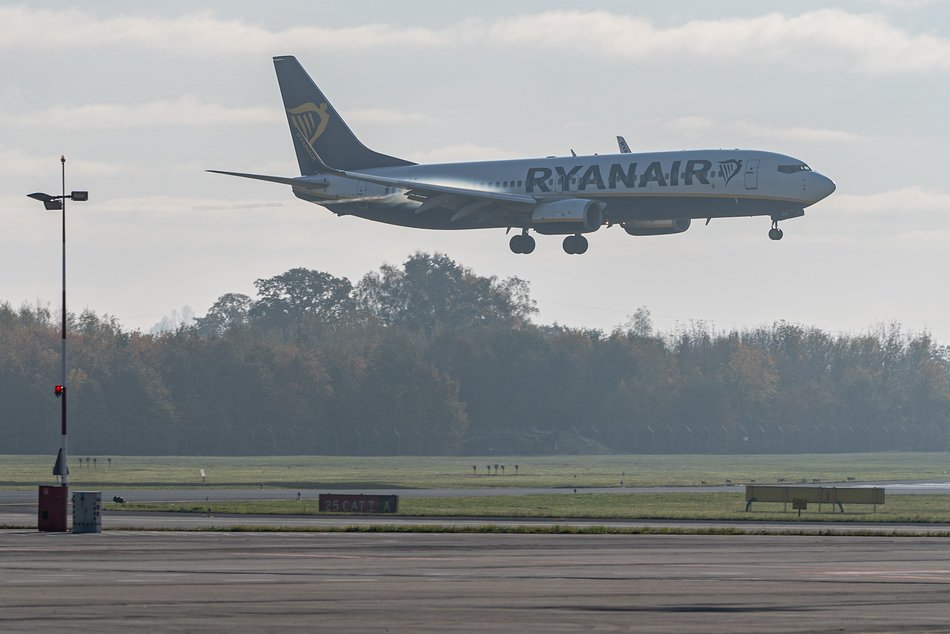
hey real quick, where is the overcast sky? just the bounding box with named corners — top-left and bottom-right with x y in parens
top-left (2, 1), bottom-right (949, 340)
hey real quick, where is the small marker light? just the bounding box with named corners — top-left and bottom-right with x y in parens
top-left (54, 385), bottom-right (64, 397)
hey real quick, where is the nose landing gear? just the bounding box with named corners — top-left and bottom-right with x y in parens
top-left (562, 234), bottom-right (588, 255)
top-left (768, 220), bottom-right (784, 241)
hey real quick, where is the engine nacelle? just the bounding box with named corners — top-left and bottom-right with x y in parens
top-left (622, 218), bottom-right (691, 236)
top-left (531, 199), bottom-right (604, 235)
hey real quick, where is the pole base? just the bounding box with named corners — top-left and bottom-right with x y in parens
top-left (38, 485), bottom-right (68, 532)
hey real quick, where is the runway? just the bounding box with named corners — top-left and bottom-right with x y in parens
top-left (2, 530), bottom-right (950, 633)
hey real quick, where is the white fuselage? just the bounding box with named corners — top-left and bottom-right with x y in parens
top-left (291, 149), bottom-right (835, 231)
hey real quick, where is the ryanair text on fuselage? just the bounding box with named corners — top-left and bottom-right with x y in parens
top-left (525, 159), bottom-right (741, 193)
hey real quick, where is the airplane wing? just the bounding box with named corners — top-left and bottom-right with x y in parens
top-left (345, 168), bottom-right (539, 223)
top-left (298, 129), bottom-right (538, 206)
top-left (209, 168), bottom-right (537, 222)
top-left (212, 130), bottom-right (538, 224)
top-left (340, 169), bottom-right (537, 206)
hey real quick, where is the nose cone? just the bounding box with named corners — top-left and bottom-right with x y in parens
top-left (810, 172), bottom-right (836, 202)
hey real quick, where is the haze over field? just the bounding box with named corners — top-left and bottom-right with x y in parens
top-left (2, 2), bottom-right (949, 339)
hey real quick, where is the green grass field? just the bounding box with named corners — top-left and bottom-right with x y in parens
top-left (6, 453), bottom-right (950, 525)
top-left (3, 452), bottom-right (950, 490)
top-left (105, 492), bottom-right (948, 524)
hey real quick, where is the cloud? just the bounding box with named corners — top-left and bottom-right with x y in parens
top-left (408, 143), bottom-right (520, 164)
top-left (873, 0), bottom-right (937, 8)
top-left (817, 188), bottom-right (950, 244)
top-left (733, 122), bottom-right (862, 143)
top-left (0, 7), bottom-right (468, 56)
top-left (662, 117), bottom-right (860, 143)
top-left (832, 187), bottom-right (950, 217)
top-left (0, 97), bottom-right (276, 129)
top-left (0, 147), bottom-right (130, 177)
top-left (90, 194), bottom-right (272, 213)
top-left (1, 8), bottom-right (949, 74)
top-left (489, 9), bottom-right (950, 74)
top-left (665, 116), bottom-right (716, 134)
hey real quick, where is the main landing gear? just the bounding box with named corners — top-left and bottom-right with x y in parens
top-left (509, 232), bottom-right (536, 254)
top-left (508, 232), bottom-right (590, 254)
top-left (562, 234), bottom-right (588, 255)
top-left (768, 220), bottom-right (784, 241)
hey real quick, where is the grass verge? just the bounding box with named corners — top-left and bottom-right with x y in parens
top-left (5, 452), bottom-right (950, 489)
top-left (104, 492), bottom-right (950, 523)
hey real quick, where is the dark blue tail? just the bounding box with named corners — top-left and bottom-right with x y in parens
top-left (273, 56), bottom-right (414, 175)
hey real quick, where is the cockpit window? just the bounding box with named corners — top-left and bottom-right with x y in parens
top-left (777, 164), bottom-right (812, 174)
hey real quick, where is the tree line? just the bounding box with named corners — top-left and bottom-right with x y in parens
top-left (2, 252), bottom-right (949, 455)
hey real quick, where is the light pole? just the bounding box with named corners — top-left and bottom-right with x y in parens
top-left (27, 155), bottom-right (87, 531)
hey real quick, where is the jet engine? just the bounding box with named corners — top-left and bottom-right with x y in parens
top-left (622, 218), bottom-right (691, 236)
top-left (531, 199), bottom-right (604, 235)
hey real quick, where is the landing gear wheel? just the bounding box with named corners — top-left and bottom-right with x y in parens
top-left (562, 234), bottom-right (589, 255)
top-left (521, 234), bottom-right (535, 254)
top-left (575, 235), bottom-right (588, 254)
top-left (768, 219), bottom-right (784, 241)
top-left (509, 233), bottom-right (536, 254)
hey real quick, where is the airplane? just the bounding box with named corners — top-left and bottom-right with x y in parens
top-left (210, 56), bottom-right (836, 255)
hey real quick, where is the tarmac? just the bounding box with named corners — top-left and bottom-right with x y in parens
top-left (3, 529), bottom-right (950, 633)
top-left (5, 486), bottom-right (950, 631)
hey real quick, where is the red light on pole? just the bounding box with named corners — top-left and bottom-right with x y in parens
top-left (54, 385), bottom-right (64, 398)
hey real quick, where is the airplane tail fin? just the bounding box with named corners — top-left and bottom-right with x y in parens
top-left (273, 55), bottom-right (414, 175)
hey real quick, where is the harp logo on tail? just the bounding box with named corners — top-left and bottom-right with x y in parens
top-left (288, 102), bottom-right (330, 145)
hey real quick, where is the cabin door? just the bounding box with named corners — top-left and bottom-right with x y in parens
top-left (744, 159), bottom-right (759, 190)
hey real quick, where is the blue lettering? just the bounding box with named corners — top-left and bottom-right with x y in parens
top-left (638, 161), bottom-right (667, 188)
top-left (525, 167), bottom-right (552, 193)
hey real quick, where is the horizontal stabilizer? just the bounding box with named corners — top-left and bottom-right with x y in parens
top-left (206, 170), bottom-right (328, 190)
